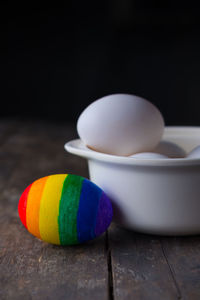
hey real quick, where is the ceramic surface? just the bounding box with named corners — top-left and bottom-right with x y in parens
top-left (64, 127), bottom-right (200, 235)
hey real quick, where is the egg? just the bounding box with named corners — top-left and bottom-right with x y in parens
top-left (77, 94), bottom-right (164, 156)
top-left (130, 152), bottom-right (168, 159)
top-left (153, 141), bottom-right (186, 158)
top-left (187, 145), bottom-right (200, 159)
top-left (18, 174), bottom-right (113, 245)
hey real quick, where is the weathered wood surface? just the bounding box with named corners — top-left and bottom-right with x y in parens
top-left (109, 225), bottom-right (178, 300)
top-left (0, 120), bottom-right (108, 300)
top-left (0, 119), bottom-right (200, 300)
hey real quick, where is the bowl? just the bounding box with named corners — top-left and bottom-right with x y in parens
top-left (64, 127), bottom-right (200, 236)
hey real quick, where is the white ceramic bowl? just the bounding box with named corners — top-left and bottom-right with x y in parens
top-left (64, 127), bottom-right (200, 236)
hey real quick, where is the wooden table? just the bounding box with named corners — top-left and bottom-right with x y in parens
top-left (1, 120), bottom-right (200, 300)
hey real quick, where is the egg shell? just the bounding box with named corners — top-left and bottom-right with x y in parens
top-left (153, 141), bottom-right (186, 158)
top-left (130, 152), bottom-right (168, 159)
top-left (187, 145), bottom-right (200, 159)
top-left (18, 174), bottom-right (113, 245)
top-left (77, 94), bottom-right (164, 156)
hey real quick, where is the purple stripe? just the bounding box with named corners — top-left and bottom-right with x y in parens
top-left (95, 192), bottom-right (113, 237)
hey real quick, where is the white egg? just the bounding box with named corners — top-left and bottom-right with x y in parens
top-left (187, 145), bottom-right (200, 159)
top-left (77, 94), bottom-right (164, 156)
top-left (130, 152), bottom-right (168, 159)
top-left (153, 141), bottom-right (186, 158)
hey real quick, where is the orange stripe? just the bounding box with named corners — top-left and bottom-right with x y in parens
top-left (26, 176), bottom-right (48, 239)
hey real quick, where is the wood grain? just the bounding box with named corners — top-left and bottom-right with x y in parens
top-left (161, 236), bottom-right (200, 300)
top-left (108, 224), bottom-right (178, 300)
top-left (0, 120), bottom-right (109, 300)
top-left (1, 120), bottom-right (200, 300)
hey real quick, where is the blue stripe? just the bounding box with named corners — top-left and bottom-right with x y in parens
top-left (77, 179), bottom-right (102, 243)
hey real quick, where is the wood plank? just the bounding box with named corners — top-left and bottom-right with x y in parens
top-left (109, 224), bottom-right (179, 300)
top-left (161, 236), bottom-right (200, 300)
top-left (0, 120), bottom-right (109, 300)
top-left (1, 119), bottom-right (200, 300)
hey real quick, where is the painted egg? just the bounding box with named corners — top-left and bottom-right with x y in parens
top-left (187, 145), bottom-right (200, 159)
top-left (18, 174), bottom-right (113, 245)
top-left (77, 94), bottom-right (164, 156)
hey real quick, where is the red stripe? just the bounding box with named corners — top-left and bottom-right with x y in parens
top-left (18, 183), bottom-right (32, 229)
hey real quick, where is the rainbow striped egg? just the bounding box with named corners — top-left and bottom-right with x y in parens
top-left (18, 174), bottom-right (113, 245)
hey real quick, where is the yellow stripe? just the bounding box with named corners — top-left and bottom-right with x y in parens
top-left (26, 176), bottom-right (48, 239)
top-left (39, 174), bottom-right (68, 245)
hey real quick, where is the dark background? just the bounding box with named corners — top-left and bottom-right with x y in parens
top-left (2, 1), bottom-right (200, 125)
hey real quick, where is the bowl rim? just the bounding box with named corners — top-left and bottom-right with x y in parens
top-left (64, 126), bottom-right (200, 167)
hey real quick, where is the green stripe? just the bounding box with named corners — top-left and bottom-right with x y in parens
top-left (58, 174), bottom-right (84, 245)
